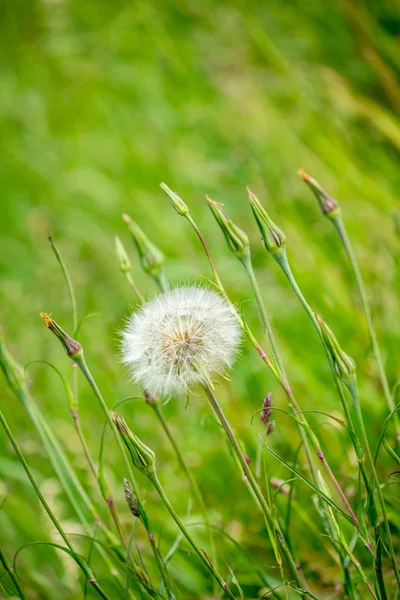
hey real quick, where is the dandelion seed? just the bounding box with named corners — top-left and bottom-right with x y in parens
top-left (121, 286), bottom-right (241, 398)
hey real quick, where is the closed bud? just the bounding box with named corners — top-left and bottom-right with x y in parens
top-left (40, 313), bottom-right (83, 359)
top-left (122, 214), bottom-right (165, 278)
top-left (317, 315), bottom-right (356, 383)
top-left (207, 196), bottom-right (250, 259)
top-left (247, 188), bottom-right (286, 254)
top-left (114, 236), bottom-right (131, 273)
top-left (112, 412), bottom-right (155, 476)
top-left (123, 478), bottom-right (140, 518)
top-left (261, 408), bottom-right (272, 424)
top-left (160, 182), bottom-right (189, 216)
top-left (298, 169), bottom-right (340, 218)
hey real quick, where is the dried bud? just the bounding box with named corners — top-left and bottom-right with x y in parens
top-left (247, 188), bottom-right (286, 254)
top-left (114, 236), bottom-right (131, 273)
top-left (206, 197), bottom-right (250, 259)
top-left (160, 182), bottom-right (189, 216)
top-left (40, 313), bottom-right (83, 359)
top-left (122, 214), bottom-right (165, 278)
top-left (263, 392), bottom-right (272, 408)
top-left (267, 420), bottom-right (276, 436)
top-left (0, 328), bottom-right (27, 397)
top-left (317, 315), bottom-right (356, 384)
top-left (123, 478), bottom-right (140, 517)
top-left (112, 412), bottom-right (155, 476)
top-left (298, 169), bottom-right (340, 218)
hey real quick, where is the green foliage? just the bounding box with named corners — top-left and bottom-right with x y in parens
top-left (1, 1), bottom-right (400, 598)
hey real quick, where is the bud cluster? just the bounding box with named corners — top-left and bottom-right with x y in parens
top-left (260, 393), bottom-right (275, 435)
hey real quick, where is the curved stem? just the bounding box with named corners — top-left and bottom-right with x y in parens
top-left (0, 549), bottom-right (26, 600)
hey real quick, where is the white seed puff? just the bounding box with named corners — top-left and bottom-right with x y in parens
top-left (121, 286), bottom-right (241, 398)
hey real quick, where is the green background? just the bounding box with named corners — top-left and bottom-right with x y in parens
top-left (1, 1), bottom-right (399, 598)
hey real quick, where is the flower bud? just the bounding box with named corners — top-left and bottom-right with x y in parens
top-left (317, 315), bottom-right (356, 383)
top-left (260, 408), bottom-right (272, 424)
top-left (207, 196), bottom-right (250, 259)
top-left (247, 188), bottom-right (286, 254)
top-left (114, 236), bottom-right (131, 273)
top-left (298, 169), bottom-right (340, 218)
top-left (160, 182), bottom-right (190, 216)
top-left (123, 477), bottom-right (140, 518)
top-left (112, 412), bottom-right (155, 476)
top-left (122, 214), bottom-right (165, 278)
top-left (40, 313), bottom-right (83, 359)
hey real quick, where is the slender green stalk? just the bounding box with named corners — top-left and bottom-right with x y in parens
top-left (74, 354), bottom-right (174, 600)
top-left (0, 549), bottom-right (26, 600)
top-left (148, 471), bottom-right (236, 600)
top-left (126, 272), bottom-right (145, 303)
top-left (0, 408), bottom-right (110, 600)
top-left (332, 214), bottom-right (399, 432)
top-left (204, 385), bottom-right (304, 591)
top-left (347, 379), bottom-right (400, 588)
top-left (240, 253), bottom-right (285, 376)
top-left (48, 235), bottom-right (78, 334)
top-left (148, 398), bottom-right (218, 585)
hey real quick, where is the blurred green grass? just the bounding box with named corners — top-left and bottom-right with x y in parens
top-left (1, 1), bottom-right (400, 598)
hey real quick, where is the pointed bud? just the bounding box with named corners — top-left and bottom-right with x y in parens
top-left (123, 478), bottom-right (140, 517)
top-left (122, 214), bottom-right (165, 278)
top-left (317, 315), bottom-right (356, 383)
top-left (40, 313), bottom-right (83, 359)
top-left (112, 412), bottom-right (155, 476)
top-left (247, 188), bottom-right (286, 254)
top-left (0, 328), bottom-right (27, 397)
top-left (114, 236), bottom-right (131, 273)
top-left (160, 182), bottom-right (189, 216)
top-left (207, 197), bottom-right (250, 259)
top-left (298, 169), bottom-right (340, 218)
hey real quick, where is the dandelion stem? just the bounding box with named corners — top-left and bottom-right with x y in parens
top-left (0, 408), bottom-right (111, 600)
top-left (204, 385), bottom-right (305, 592)
top-left (148, 398), bottom-right (218, 587)
top-left (148, 472), bottom-right (236, 599)
top-left (125, 272), bottom-right (145, 303)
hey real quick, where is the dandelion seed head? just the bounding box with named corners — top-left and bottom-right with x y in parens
top-left (121, 286), bottom-right (241, 398)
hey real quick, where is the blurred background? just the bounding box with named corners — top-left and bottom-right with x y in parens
top-left (1, 1), bottom-right (400, 598)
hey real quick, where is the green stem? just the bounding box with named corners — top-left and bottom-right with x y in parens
top-left (125, 272), bottom-right (145, 303)
top-left (149, 472), bottom-right (235, 599)
top-left (348, 379), bottom-right (400, 588)
top-left (0, 549), bottom-right (26, 600)
top-left (48, 235), bottom-right (78, 334)
top-left (240, 254), bottom-right (285, 376)
top-left (0, 409), bottom-right (110, 600)
top-left (75, 355), bottom-right (174, 599)
top-left (332, 214), bottom-right (399, 434)
top-left (149, 399), bottom-right (218, 583)
top-left (204, 385), bottom-right (305, 592)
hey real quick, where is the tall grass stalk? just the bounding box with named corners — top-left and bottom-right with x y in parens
top-left (299, 170), bottom-right (400, 438)
top-left (0, 408), bottom-right (111, 600)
